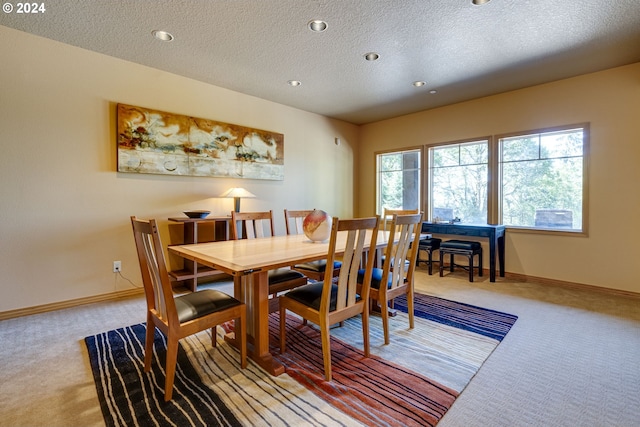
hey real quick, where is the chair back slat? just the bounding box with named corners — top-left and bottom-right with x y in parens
top-left (336, 230), bottom-right (355, 310)
top-left (141, 232), bottom-right (168, 319)
top-left (247, 221), bottom-right (259, 239)
top-left (284, 209), bottom-right (314, 235)
top-left (131, 217), bottom-right (178, 324)
top-left (322, 216), bottom-right (380, 313)
top-left (393, 223), bottom-right (411, 281)
top-left (231, 211), bottom-right (275, 240)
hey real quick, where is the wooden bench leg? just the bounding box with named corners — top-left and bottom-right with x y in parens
top-left (439, 243), bottom-right (483, 282)
top-left (427, 250), bottom-right (433, 275)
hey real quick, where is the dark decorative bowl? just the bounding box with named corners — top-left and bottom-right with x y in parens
top-left (184, 210), bottom-right (211, 219)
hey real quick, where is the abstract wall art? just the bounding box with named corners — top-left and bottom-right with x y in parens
top-left (117, 103), bottom-right (284, 180)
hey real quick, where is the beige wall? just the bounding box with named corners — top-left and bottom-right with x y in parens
top-left (358, 62), bottom-right (640, 294)
top-left (0, 26), bottom-right (359, 312)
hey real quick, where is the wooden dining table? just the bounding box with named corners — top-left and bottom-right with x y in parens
top-left (169, 229), bottom-right (421, 376)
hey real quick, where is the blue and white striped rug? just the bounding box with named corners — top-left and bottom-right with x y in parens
top-left (85, 293), bottom-right (517, 427)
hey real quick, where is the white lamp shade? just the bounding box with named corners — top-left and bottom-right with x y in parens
top-left (218, 187), bottom-right (256, 198)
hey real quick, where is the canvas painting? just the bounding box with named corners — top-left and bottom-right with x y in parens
top-left (117, 104), bottom-right (284, 180)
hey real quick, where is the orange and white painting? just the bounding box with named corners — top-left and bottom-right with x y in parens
top-left (117, 104), bottom-right (284, 180)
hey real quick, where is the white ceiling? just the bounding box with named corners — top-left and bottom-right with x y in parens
top-left (2, 0), bottom-right (640, 124)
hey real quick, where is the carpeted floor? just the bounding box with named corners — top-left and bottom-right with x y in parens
top-left (1, 269), bottom-right (639, 426)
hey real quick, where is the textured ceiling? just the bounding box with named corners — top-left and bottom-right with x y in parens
top-left (2, 0), bottom-right (640, 124)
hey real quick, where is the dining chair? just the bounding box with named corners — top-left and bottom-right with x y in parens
top-left (279, 215), bottom-right (380, 381)
top-left (230, 210), bottom-right (308, 313)
top-left (130, 216), bottom-right (247, 401)
top-left (359, 213), bottom-right (422, 345)
top-left (284, 209), bottom-right (342, 281)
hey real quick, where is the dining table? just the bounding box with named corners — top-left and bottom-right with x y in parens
top-left (169, 229), bottom-right (426, 376)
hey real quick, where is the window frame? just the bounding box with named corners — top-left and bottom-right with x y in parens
top-left (426, 137), bottom-right (491, 225)
top-left (495, 123), bottom-right (590, 236)
top-left (375, 147), bottom-right (422, 216)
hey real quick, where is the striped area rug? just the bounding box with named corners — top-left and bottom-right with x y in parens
top-left (85, 293), bottom-right (517, 427)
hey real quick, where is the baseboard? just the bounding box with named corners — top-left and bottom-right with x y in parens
top-left (0, 288), bottom-right (144, 321)
top-left (503, 271), bottom-right (640, 299)
top-left (3, 270), bottom-right (637, 321)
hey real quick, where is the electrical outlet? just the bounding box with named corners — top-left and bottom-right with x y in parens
top-left (113, 261), bottom-right (122, 273)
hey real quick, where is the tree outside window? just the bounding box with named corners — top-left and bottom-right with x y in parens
top-left (376, 150), bottom-right (420, 215)
top-left (499, 127), bottom-right (585, 231)
top-left (429, 140), bottom-right (488, 224)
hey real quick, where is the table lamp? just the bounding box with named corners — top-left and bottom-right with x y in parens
top-left (219, 187), bottom-right (256, 212)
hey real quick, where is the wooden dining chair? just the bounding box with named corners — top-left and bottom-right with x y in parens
top-left (359, 213), bottom-right (422, 345)
top-left (230, 210), bottom-right (308, 313)
top-left (279, 215), bottom-right (380, 381)
top-left (284, 209), bottom-right (342, 282)
top-left (130, 216), bottom-right (247, 401)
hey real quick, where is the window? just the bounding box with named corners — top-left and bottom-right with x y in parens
top-left (428, 139), bottom-right (489, 224)
top-left (376, 149), bottom-right (421, 215)
top-left (499, 126), bottom-right (587, 231)
top-left (378, 124), bottom-right (588, 234)
top-left (419, 123), bottom-right (588, 233)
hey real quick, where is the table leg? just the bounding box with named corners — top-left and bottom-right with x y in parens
top-left (184, 222), bottom-right (198, 291)
top-left (498, 234), bottom-right (505, 277)
top-left (228, 271), bottom-right (284, 376)
top-left (489, 235), bottom-right (497, 282)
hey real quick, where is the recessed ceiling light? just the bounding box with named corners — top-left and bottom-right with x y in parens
top-left (288, 80), bottom-right (302, 87)
top-left (472, 0), bottom-right (490, 5)
top-left (308, 20), bottom-right (328, 32)
top-left (430, 90), bottom-right (438, 94)
top-left (413, 81), bottom-right (426, 87)
top-left (364, 52), bottom-right (380, 61)
top-left (152, 30), bottom-right (174, 42)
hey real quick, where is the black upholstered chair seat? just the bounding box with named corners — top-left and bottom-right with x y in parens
top-left (175, 289), bottom-right (242, 323)
top-left (357, 268), bottom-right (394, 290)
top-left (294, 260), bottom-right (342, 273)
top-left (440, 239), bottom-right (482, 250)
top-left (268, 267), bottom-right (306, 284)
top-left (285, 280), bottom-right (361, 311)
top-left (284, 281), bottom-right (338, 311)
